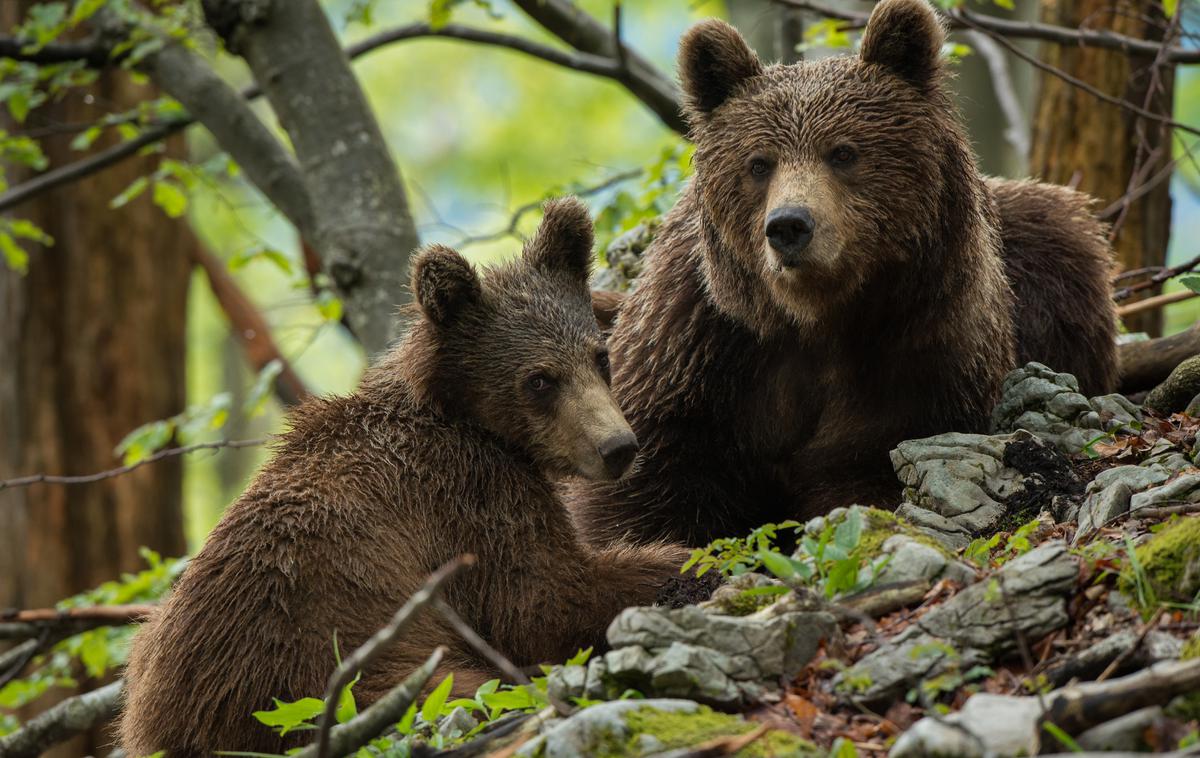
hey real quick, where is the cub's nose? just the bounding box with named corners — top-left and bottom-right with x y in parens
top-left (765, 206), bottom-right (815, 266)
top-left (597, 430), bottom-right (639, 479)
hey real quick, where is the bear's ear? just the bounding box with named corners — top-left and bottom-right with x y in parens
top-left (523, 196), bottom-right (594, 283)
top-left (679, 19), bottom-right (763, 122)
top-left (411, 244), bottom-right (481, 327)
top-left (859, 0), bottom-right (945, 89)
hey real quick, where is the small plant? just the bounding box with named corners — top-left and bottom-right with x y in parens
top-left (681, 520), bottom-right (803, 577)
top-left (962, 518), bottom-right (1040, 568)
top-left (758, 509), bottom-right (892, 599)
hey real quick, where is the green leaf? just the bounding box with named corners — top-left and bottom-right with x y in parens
top-left (70, 0), bottom-right (108, 25)
top-left (114, 419), bottom-right (174, 464)
top-left (252, 697), bottom-right (324, 736)
top-left (78, 632), bottom-right (109, 678)
top-left (1164, 0), bottom-right (1178, 16)
top-left (758, 549), bottom-right (796, 579)
top-left (833, 509), bottom-right (863, 553)
top-left (421, 673), bottom-right (454, 722)
top-left (565, 647), bottom-right (593, 666)
top-left (9, 219), bottom-right (53, 245)
top-left (336, 680), bottom-right (357, 724)
top-left (152, 180), bottom-right (188, 218)
top-left (316, 290), bottom-right (343, 322)
top-left (0, 232), bottom-right (29, 274)
top-left (8, 90), bottom-right (30, 123)
top-left (395, 702), bottom-right (418, 735)
top-left (110, 176), bottom-right (149, 209)
top-left (1042, 720), bottom-right (1084, 752)
top-left (1178, 273), bottom-right (1200, 294)
top-left (244, 359), bottom-right (283, 417)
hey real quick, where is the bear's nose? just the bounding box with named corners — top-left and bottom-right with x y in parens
top-left (597, 430), bottom-right (639, 479)
top-left (765, 206), bottom-right (815, 266)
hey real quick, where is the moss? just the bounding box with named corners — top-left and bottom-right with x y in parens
top-left (1183, 631), bottom-right (1200, 661)
top-left (1118, 516), bottom-right (1200, 615)
top-left (1169, 631), bottom-right (1200, 721)
top-left (608, 705), bottom-right (818, 757)
top-left (714, 589), bottom-right (780, 617)
top-left (851, 506), bottom-right (954, 561)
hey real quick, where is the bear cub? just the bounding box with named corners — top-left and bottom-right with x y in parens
top-left (119, 198), bottom-right (689, 757)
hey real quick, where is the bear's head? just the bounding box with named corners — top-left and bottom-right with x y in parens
top-left (408, 197), bottom-right (638, 481)
top-left (679, 0), bottom-right (986, 332)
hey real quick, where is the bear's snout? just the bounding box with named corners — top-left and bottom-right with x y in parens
top-left (597, 430), bottom-right (639, 480)
top-left (765, 205), bottom-right (815, 266)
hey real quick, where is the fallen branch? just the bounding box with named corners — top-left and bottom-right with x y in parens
top-left (1119, 322), bottom-right (1200, 394)
top-left (1143, 353), bottom-right (1200, 414)
top-left (1, 603), bottom-right (155, 625)
top-left (0, 680), bottom-right (124, 758)
top-left (295, 648), bottom-right (445, 758)
top-left (1045, 658), bottom-right (1200, 735)
top-left (0, 438), bottom-right (264, 492)
top-left (313, 555), bottom-right (475, 758)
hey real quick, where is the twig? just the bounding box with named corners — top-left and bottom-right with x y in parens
top-left (1114, 251), bottom-right (1200, 301)
top-left (0, 637), bottom-right (41, 688)
top-left (0, 680), bottom-right (124, 758)
top-left (1096, 606), bottom-right (1166, 682)
top-left (1, 603), bottom-right (155, 624)
top-left (953, 11), bottom-right (1200, 140)
top-left (1117, 289), bottom-right (1200, 317)
top-left (434, 598), bottom-right (572, 717)
top-left (458, 169), bottom-right (641, 249)
top-left (0, 438), bottom-right (265, 492)
top-left (294, 647), bottom-right (445, 758)
top-left (1126, 502), bottom-right (1200, 521)
top-left (0, 35), bottom-right (113, 66)
top-left (771, 0), bottom-right (1200, 63)
top-left (313, 555), bottom-right (475, 758)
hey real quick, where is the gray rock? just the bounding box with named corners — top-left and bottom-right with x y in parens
top-left (839, 543), bottom-right (1076, 704)
top-left (890, 693), bottom-right (1042, 758)
top-left (1131, 472), bottom-right (1200, 512)
top-left (1077, 707), bottom-right (1163, 752)
top-left (437, 706), bottom-right (477, 740)
top-left (1076, 463), bottom-right (1200, 541)
top-left (894, 502), bottom-right (974, 551)
top-left (871, 535), bottom-right (974, 586)
top-left (891, 432), bottom-right (1025, 534)
top-left (590, 220), bottom-right (658, 293)
top-left (515, 699), bottom-right (699, 758)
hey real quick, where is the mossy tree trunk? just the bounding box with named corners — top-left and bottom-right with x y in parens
top-left (1029, 0), bottom-right (1174, 336)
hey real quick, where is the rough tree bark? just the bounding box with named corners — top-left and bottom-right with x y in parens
top-left (202, 0), bottom-right (420, 356)
top-left (0, 3), bottom-right (194, 754)
top-left (1029, 0), bottom-right (1174, 336)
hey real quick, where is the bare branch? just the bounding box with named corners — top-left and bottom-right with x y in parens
top-left (295, 648), bottom-right (445, 758)
top-left (313, 555), bottom-right (475, 758)
top-left (0, 680), bottom-right (123, 758)
top-left (510, 0), bottom-right (686, 133)
top-left (1116, 289), bottom-right (1199, 317)
top-left (434, 598), bottom-right (572, 717)
top-left (964, 30), bottom-right (1029, 161)
top-left (0, 604), bottom-right (155, 641)
top-left (773, 0), bottom-right (1200, 63)
top-left (0, 35), bottom-right (112, 66)
top-left (0, 438), bottom-right (265, 492)
top-left (192, 246), bottom-right (311, 406)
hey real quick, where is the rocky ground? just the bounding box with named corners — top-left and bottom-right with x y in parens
top-left (399, 362), bottom-right (1200, 757)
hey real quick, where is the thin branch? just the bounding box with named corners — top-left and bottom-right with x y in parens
top-left (510, 0), bottom-right (686, 133)
top-left (192, 246), bottom-right (311, 407)
top-left (0, 438), bottom-right (265, 492)
top-left (772, 0), bottom-right (1200, 63)
top-left (313, 555), bottom-right (475, 758)
top-left (1113, 251), bottom-right (1200, 301)
top-left (457, 168), bottom-right (642, 249)
top-left (1096, 606), bottom-right (1166, 682)
top-left (0, 680), bottom-right (124, 758)
top-left (434, 598), bottom-right (572, 717)
top-left (0, 35), bottom-right (112, 66)
top-left (295, 648), bottom-right (445, 758)
top-left (954, 12), bottom-right (1200, 140)
top-left (1, 604), bottom-right (155, 625)
top-left (1116, 289), bottom-right (1199, 317)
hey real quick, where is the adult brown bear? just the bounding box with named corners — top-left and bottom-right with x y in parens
top-left (120, 198), bottom-right (689, 757)
top-left (573, 0), bottom-right (1116, 547)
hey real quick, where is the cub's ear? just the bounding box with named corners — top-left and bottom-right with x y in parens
top-left (523, 196), bottom-right (594, 283)
top-left (859, 0), bottom-right (945, 89)
top-left (679, 19), bottom-right (763, 123)
top-left (411, 244), bottom-right (480, 327)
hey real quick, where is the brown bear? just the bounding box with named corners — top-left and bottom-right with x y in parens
top-left (119, 198), bottom-right (690, 757)
top-left (571, 0), bottom-right (1116, 548)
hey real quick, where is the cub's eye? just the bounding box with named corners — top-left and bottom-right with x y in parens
top-left (828, 145), bottom-right (857, 167)
top-left (526, 373), bottom-right (556, 394)
top-left (748, 158), bottom-right (772, 178)
top-left (596, 349), bottom-right (611, 381)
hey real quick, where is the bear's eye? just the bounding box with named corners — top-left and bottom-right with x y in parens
top-left (596, 350), bottom-right (611, 382)
top-left (828, 145), bottom-right (857, 167)
top-left (748, 158), bottom-right (772, 178)
top-left (526, 373), bottom-right (556, 394)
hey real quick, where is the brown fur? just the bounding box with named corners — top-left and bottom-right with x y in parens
top-left (571, 0), bottom-right (1116, 548)
top-left (119, 198), bottom-right (688, 757)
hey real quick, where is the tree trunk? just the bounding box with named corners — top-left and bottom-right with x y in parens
top-left (1029, 0), bottom-right (1174, 336)
top-left (0, 3), bottom-right (193, 753)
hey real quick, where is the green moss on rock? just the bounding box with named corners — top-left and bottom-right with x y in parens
top-left (1119, 516), bottom-right (1200, 615)
top-left (850, 506), bottom-right (954, 561)
top-left (612, 705), bottom-right (817, 757)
